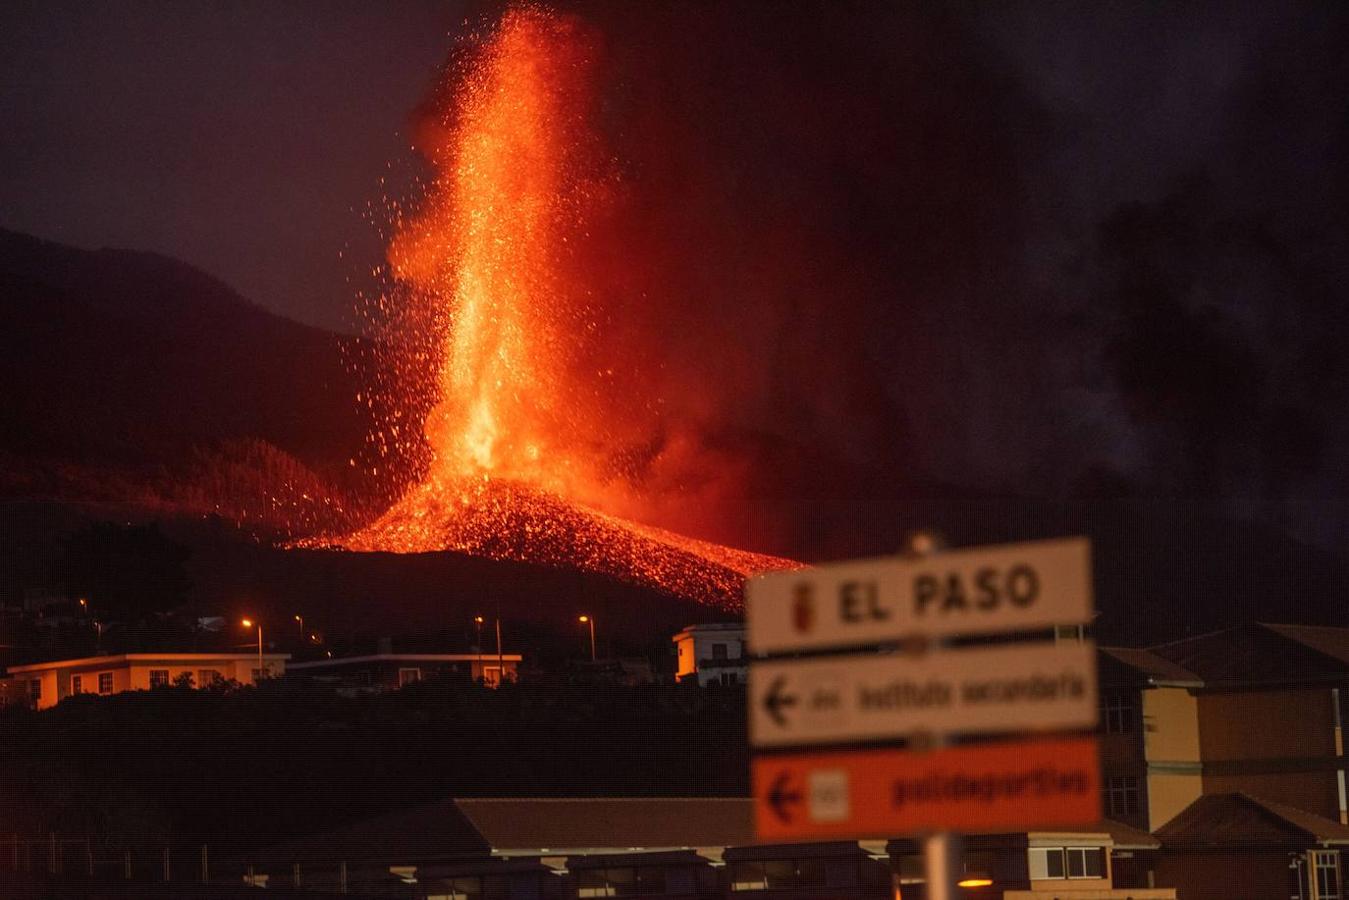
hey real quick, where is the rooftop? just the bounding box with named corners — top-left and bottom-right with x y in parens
top-left (262, 798), bottom-right (756, 864)
top-left (1156, 793), bottom-right (1349, 849)
top-left (288, 653), bottom-right (522, 670)
top-left (1098, 646), bottom-right (1203, 687)
top-left (5, 651), bottom-right (290, 674)
top-left (1148, 623), bottom-right (1349, 686)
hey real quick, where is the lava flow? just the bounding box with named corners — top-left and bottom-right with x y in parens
top-left (325, 6), bottom-right (795, 607)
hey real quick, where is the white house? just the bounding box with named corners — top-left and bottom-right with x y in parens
top-left (3, 652), bottom-right (289, 709)
top-left (672, 623), bottom-right (748, 686)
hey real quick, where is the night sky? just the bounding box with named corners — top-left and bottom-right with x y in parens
top-left (3, 1), bottom-right (1348, 555)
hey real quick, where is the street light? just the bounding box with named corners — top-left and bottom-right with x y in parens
top-left (241, 619), bottom-right (263, 683)
top-left (294, 614), bottom-right (304, 639)
top-left (473, 616), bottom-right (485, 681)
top-left (957, 875), bottom-right (993, 889)
top-left (579, 615), bottom-right (596, 662)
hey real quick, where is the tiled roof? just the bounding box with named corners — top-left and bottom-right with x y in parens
top-left (887, 819), bottom-right (1160, 851)
top-left (454, 798), bottom-right (757, 852)
top-left (260, 800), bottom-right (490, 863)
top-left (263, 797), bottom-right (758, 863)
top-left (1261, 623), bottom-right (1349, 666)
top-left (1148, 624), bottom-right (1349, 685)
top-left (1098, 647), bottom-right (1202, 686)
top-left (1156, 793), bottom-right (1349, 849)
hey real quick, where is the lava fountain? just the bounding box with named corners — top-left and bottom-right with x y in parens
top-left (328, 6), bottom-right (795, 607)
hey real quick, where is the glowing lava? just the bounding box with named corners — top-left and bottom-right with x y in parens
top-left (330, 6), bottom-right (795, 606)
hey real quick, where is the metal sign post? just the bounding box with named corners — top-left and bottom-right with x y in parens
top-left (911, 535), bottom-right (958, 900)
top-left (746, 533), bottom-right (1100, 898)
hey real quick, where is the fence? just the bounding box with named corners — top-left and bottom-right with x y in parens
top-left (1, 835), bottom-right (411, 898)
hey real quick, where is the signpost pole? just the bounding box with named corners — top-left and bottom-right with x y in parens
top-left (904, 531), bottom-right (962, 900)
top-left (924, 830), bottom-right (962, 900)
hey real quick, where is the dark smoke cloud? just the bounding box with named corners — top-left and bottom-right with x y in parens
top-left (494, 2), bottom-right (1046, 553)
top-left (398, 1), bottom-right (1349, 558)
top-left (990, 2), bottom-right (1349, 548)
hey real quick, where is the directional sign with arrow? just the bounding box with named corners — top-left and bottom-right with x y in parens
top-left (753, 736), bottom-right (1100, 840)
top-left (766, 771), bottom-right (802, 824)
top-left (750, 641), bottom-right (1096, 748)
top-left (762, 676), bottom-right (798, 728)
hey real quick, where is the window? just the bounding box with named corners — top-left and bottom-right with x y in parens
top-left (720, 671), bottom-right (739, 686)
top-left (577, 867), bottom-right (673, 897)
top-left (795, 858), bottom-right (826, 888)
top-left (1315, 851), bottom-right (1342, 900)
top-left (1105, 775), bottom-right (1140, 818)
top-left (1102, 693), bottom-right (1135, 733)
top-left (436, 876), bottom-right (512, 900)
top-left (1066, 847), bottom-right (1106, 879)
top-left (825, 859), bottom-right (860, 888)
top-left (665, 867), bottom-right (695, 895)
top-left (398, 667), bottom-right (422, 687)
top-left (149, 669), bottom-right (169, 688)
top-left (97, 672), bottom-right (113, 695)
top-left (71, 675), bottom-right (83, 695)
top-left (197, 669), bottom-right (222, 687)
top-left (28, 679), bottom-right (42, 702)
top-left (1029, 848), bottom-right (1065, 880)
top-left (730, 859), bottom-right (853, 891)
top-left (712, 642), bottom-right (728, 660)
top-left (731, 862), bottom-right (767, 891)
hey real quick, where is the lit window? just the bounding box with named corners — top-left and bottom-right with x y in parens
top-left (1105, 775), bottom-right (1140, 818)
top-left (71, 675), bottom-right (83, 695)
top-left (149, 669), bottom-right (169, 688)
top-left (1102, 694), bottom-right (1135, 733)
top-left (1315, 851), bottom-right (1341, 900)
top-left (398, 667), bottom-right (422, 687)
top-left (731, 862), bottom-right (767, 891)
top-left (97, 672), bottom-right (113, 695)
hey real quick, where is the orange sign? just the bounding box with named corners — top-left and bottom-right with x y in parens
top-left (753, 736), bottom-right (1099, 841)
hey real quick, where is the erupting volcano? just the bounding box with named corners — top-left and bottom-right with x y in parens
top-left (323, 6), bottom-right (795, 606)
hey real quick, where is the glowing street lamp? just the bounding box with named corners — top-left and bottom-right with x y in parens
top-left (241, 619), bottom-right (263, 682)
top-left (579, 615), bottom-right (596, 662)
top-left (294, 614), bottom-right (304, 639)
top-left (957, 874), bottom-right (993, 889)
top-left (474, 616), bottom-right (485, 680)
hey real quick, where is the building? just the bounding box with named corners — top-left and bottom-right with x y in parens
top-left (1099, 624), bottom-right (1349, 833)
top-left (889, 820), bottom-right (1174, 899)
top-left (1096, 646), bottom-right (1207, 831)
top-left (673, 624), bottom-right (748, 687)
top-left (1154, 792), bottom-right (1349, 900)
top-left (247, 797), bottom-right (1172, 899)
top-left (287, 652), bottom-right (522, 691)
top-left (2, 651), bottom-right (289, 709)
top-left (1147, 623), bottom-right (1349, 824)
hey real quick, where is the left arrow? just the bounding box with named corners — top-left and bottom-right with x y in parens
top-left (763, 676), bottom-right (798, 727)
top-left (767, 772), bottom-right (802, 824)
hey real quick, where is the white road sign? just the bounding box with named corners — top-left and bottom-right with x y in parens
top-left (747, 537), bottom-right (1092, 654)
top-left (749, 640), bottom-right (1097, 748)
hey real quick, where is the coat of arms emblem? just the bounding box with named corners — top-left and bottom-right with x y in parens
top-left (792, 581), bottom-right (815, 633)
